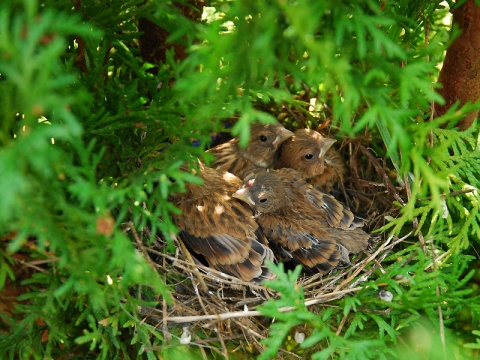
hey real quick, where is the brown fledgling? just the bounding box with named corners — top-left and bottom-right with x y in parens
top-left (171, 161), bottom-right (275, 282)
top-left (275, 129), bottom-right (346, 193)
top-left (208, 122), bottom-right (294, 179)
top-left (233, 169), bottom-right (371, 274)
top-left (277, 168), bottom-right (366, 233)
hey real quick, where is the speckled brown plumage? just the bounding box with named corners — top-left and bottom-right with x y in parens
top-left (171, 162), bottom-right (275, 282)
top-left (208, 122), bottom-right (293, 179)
top-left (233, 169), bottom-right (371, 273)
top-left (276, 168), bottom-right (365, 232)
top-left (275, 129), bottom-right (346, 193)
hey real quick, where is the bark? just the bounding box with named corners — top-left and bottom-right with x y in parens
top-left (435, 0), bottom-right (480, 130)
top-left (138, 18), bottom-right (173, 66)
top-left (138, 1), bottom-right (206, 69)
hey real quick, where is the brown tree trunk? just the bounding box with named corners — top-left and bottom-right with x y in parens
top-left (138, 1), bottom-right (206, 69)
top-left (435, 0), bottom-right (480, 130)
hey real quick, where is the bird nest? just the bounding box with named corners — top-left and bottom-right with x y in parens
top-left (136, 137), bottom-right (406, 358)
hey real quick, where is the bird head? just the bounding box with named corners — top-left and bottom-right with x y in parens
top-left (277, 129), bottom-right (336, 178)
top-left (242, 123), bottom-right (293, 168)
top-left (233, 171), bottom-right (287, 215)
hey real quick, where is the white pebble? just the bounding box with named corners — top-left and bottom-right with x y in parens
top-left (379, 290), bottom-right (393, 302)
top-left (180, 326), bottom-right (191, 345)
top-left (294, 331), bottom-right (305, 344)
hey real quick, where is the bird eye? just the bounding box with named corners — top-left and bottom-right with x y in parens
top-left (259, 198), bottom-right (268, 203)
top-left (304, 153), bottom-right (314, 160)
top-left (259, 135), bottom-right (268, 142)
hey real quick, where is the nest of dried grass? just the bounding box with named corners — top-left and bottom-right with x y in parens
top-left (135, 136), bottom-right (407, 358)
top-left (0, 132), bottom-right (408, 357)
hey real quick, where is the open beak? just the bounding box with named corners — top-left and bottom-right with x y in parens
top-left (319, 138), bottom-right (336, 159)
top-left (272, 127), bottom-right (294, 146)
top-left (232, 187), bottom-right (255, 206)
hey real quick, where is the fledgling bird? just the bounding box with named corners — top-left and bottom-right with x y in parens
top-left (233, 169), bottom-right (371, 274)
top-left (208, 122), bottom-right (294, 179)
top-left (170, 161), bottom-right (275, 282)
top-left (275, 129), bottom-right (346, 193)
top-left (277, 168), bottom-right (366, 234)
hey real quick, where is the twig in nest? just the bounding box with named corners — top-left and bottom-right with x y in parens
top-left (124, 223), bottom-right (175, 339)
top-left (234, 320), bottom-right (264, 341)
top-left (164, 277), bottom-right (411, 325)
top-left (175, 236), bottom-right (209, 293)
top-left (124, 222), bottom-right (157, 271)
top-left (12, 258), bottom-right (45, 273)
top-left (336, 312), bottom-right (349, 335)
top-left (357, 144), bottom-right (405, 205)
top-left (147, 247), bottom-right (272, 294)
top-left (216, 325), bottom-right (230, 360)
top-left (165, 287), bottom-right (362, 324)
top-left (162, 251), bottom-right (170, 341)
top-left (333, 235), bottom-right (395, 292)
top-left (417, 188), bottom-right (476, 202)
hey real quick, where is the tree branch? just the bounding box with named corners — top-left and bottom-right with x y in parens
top-left (435, 0), bottom-right (480, 130)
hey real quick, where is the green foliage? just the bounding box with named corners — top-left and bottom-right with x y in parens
top-left (258, 255), bottom-right (480, 359)
top-left (1, 0), bottom-right (480, 359)
top-left (464, 330), bottom-right (480, 349)
top-left (0, 0), bottom-right (188, 358)
top-left (383, 118), bottom-right (480, 250)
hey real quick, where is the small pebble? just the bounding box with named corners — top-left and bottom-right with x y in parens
top-left (379, 290), bottom-right (393, 302)
top-left (294, 331), bottom-right (305, 344)
top-left (180, 326), bottom-right (191, 345)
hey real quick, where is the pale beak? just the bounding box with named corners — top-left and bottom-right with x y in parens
top-left (232, 187), bottom-right (255, 206)
top-left (272, 128), bottom-right (294, 146)
top-left (319, 138), bottom-right (336, 159)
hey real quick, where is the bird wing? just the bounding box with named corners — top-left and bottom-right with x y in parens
top-left (305, 188), bottom-right (364, 229)
top-left (207, 140), bottom-right (253, 179)
top-left (173, 188), bottom-right (275, 282)
top-left (179, 231), bottom-right (274, 281)
top-left (258, 215), bottom-right (341, 273)
top-left (274, 167), bottom-right (364, 230)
